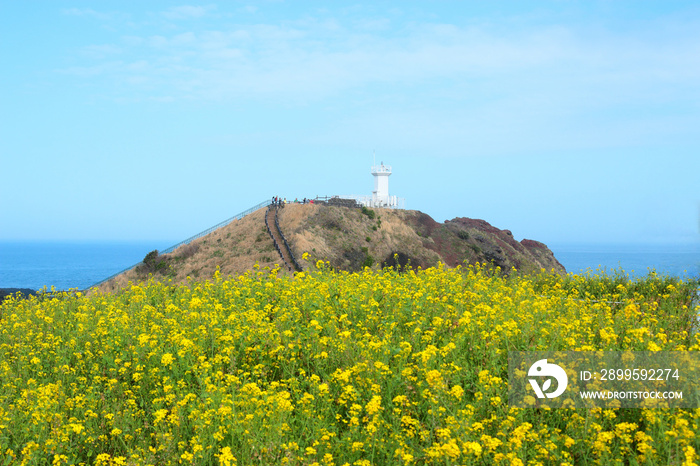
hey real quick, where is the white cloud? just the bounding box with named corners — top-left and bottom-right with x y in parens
top-left (81, 44), bottom-right (122, 59)
top-left (59, 11), bottom-right (700, 153)
top-left (122, 36), bottom-right (145, 47)
top-left (162, 5), bottom-right (216, 20)
top-left (57, 63), bottom-right (121, 79)
top-left (62, 8), bottom-right (111, 20)
top-left (61, 8), bottom-right (127, 22)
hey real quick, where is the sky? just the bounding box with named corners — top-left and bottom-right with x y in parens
top-left (1, 1), bottom-right (699, 246)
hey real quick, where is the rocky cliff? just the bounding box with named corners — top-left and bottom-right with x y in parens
top-left (285, 205), bottom-right (564, 274)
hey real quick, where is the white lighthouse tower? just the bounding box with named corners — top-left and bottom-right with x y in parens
top-left (371, 162), bottom-right (392, 207)
top-left (337, 159), bottom-right (405, 208)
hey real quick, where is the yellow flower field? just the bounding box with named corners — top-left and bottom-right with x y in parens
top-left (0, 261), bottom-right (699, 465)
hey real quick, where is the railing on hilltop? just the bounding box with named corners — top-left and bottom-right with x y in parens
top-left (89, 199), bottom-right (272, 289)
top-left (313, 195), bottom-right (405, 209)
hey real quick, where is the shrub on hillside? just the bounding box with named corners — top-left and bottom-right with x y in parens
top-left (142, 250), bottom-right (168, 274)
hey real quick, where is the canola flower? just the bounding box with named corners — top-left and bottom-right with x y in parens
top-left (0, 262), bottom-right (699, 465)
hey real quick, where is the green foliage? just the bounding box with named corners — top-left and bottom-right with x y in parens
top-left (358, 247), bottom-right (374, 268)
top-left (142, 250), bottom-right (168, 274)
top-left (0, 266), bottom-right (698, 464)
top-left (143, 250), bottom-right (159, 268)
top-left (531, 267), bottom-right (700, 309)
top-left (361, 206), bottom-right (376, 220)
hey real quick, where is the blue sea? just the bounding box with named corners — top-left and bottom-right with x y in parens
top-left (548, 242), bottom-right (700, 279)
top-left (0, 241), bottom-right (173, 291)
top-left (0, 241), bottom-right (699, 291)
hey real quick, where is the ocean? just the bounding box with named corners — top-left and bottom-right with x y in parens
top-left (0, 241), bottom-right (172, 291)
top-left (549, 242), bottom-right (700, 279)
top-left (1, 241), bottom-right (699, 291)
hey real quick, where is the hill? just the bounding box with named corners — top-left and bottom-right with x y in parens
top-left (98, 203), bottom-right (564, 291)
top-left (0, 288), bottom-right (36, 302)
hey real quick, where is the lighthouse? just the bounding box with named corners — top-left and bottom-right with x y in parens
top-left (337, 160), bottom-right (405, 209)
top-left (371, 162), bottom-right (392, 207)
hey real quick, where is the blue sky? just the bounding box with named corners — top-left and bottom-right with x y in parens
top-left (1, 1), bottom-right (699, 245)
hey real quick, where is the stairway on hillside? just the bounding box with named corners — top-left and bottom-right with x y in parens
top-left (265, 206), bottom-right (297, 271)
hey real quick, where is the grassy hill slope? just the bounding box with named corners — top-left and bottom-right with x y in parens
top-left (99, 203), bottom-right (563, 292)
